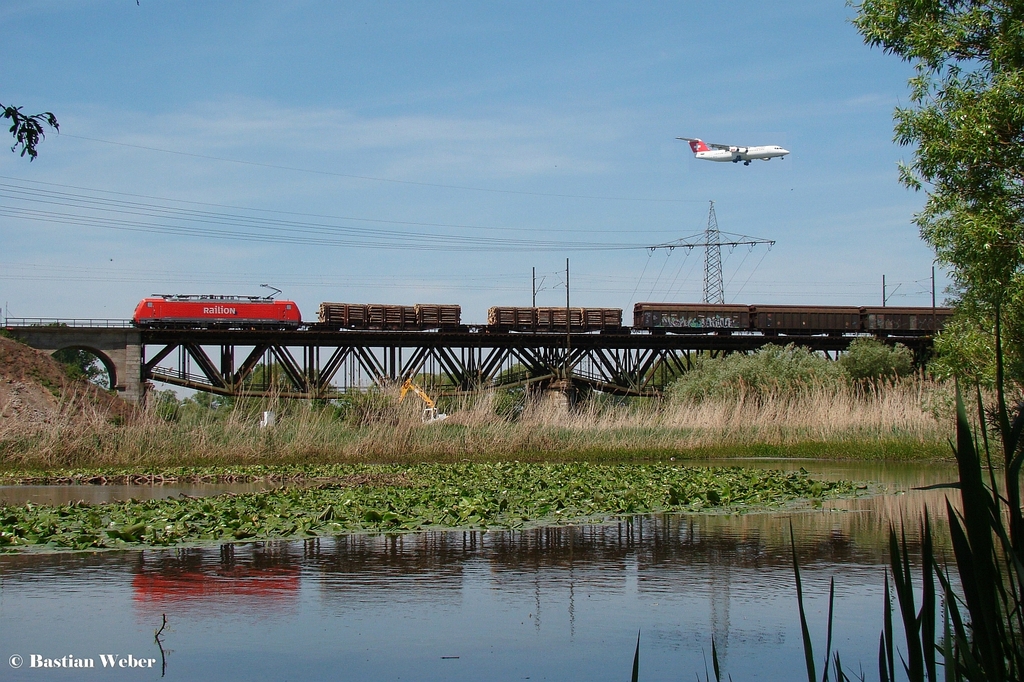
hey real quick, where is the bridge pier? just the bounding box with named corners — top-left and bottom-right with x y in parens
top-left (544, 378), bottom-right (590, 406)
top-left (6, 327), bottom-right (145, 405)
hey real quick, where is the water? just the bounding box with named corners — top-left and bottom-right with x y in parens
top-left (0, 461), bottom-right (962, 681)
top-left (0, 482), bottom-right (279, 506)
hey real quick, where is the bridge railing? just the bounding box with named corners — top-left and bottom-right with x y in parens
top-left (3, 317), bottom-right (134, 329)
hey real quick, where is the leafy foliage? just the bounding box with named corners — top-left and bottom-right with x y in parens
top-left (181, 391), bottom-right (235, 419)
top-left (492, 386), bottom-right (529, 421)
top-left (331, 389), bottom-right (399, 427)
top-left (243, 362), bottom-right (298, 393)
top-left (0, 103), bottom-right (57, 159)
top-left (51, 348), bottom-right (108, 389)
top-left (839, 338), bottom-right (914, 382)
top-left (667, 344), bottom-right (845, 402)
top-left (0, 463), bottom-right (854, 550)
top-left (929, 310), bottom-right (998, 384)
top-left (150, 390), bottom-right (183, 422)
top-left (853, 1), bottom-right (1024, 384)
top-left (845, 3), bottom-right (1024, 664)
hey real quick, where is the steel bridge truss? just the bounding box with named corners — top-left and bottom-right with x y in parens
top-left (140, 329), bottom-right (928, 399)
top-left (139, 331), bottom-right (739, 399)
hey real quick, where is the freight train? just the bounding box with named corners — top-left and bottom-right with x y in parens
top-left (132, 296), bottom-right (952, 336)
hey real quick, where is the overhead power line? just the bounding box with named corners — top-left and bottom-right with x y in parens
top-left (0, 261), bottom-right (900, 301)
top-left (61, 133), bottom-right (702, 204)
top-left (0, 179), bottom-right (672, 252)
top-left (0, 176), bottom-right (682, 235)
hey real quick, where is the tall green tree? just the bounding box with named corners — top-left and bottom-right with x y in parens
top-left (853, 1), bottom-right (1024, 383)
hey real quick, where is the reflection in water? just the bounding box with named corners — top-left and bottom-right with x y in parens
top-left (0, 461), bottom-right (970, 681)
top-left (0, 482), bottom-right (280, 506)
top-left (132, 546), bottom-right (301, 614)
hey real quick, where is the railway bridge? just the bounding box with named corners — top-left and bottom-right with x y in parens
top-left (4, 320), bottom-right (936, 405)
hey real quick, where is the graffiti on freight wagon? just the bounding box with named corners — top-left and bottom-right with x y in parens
top-left (642, 312), bottom-right (740, 329)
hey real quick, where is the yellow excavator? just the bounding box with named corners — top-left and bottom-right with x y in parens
top-left (398, 378), bottom-right (447, 423)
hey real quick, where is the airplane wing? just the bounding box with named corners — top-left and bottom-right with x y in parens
top-left (676, 137), bottom-right (740, 151)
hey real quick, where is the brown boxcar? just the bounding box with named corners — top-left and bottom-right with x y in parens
top-left (752, 305), bottom-right (862, 334)
top-left (633, 303), bottom-right (750, 332)
top-left (861, 306), bottom-right (952, 334)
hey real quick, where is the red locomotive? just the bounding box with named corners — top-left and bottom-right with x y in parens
top-left (132, 295), bottom-right (302, 329)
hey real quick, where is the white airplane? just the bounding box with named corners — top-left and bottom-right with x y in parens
top-left (678, 137), bottom-right (789, 165)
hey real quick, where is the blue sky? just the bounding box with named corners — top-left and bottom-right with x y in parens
top-left (0, 1), bottom-right (944, 324)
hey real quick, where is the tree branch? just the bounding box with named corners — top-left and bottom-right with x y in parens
top-left (0, 103), bottom-right (58, 160)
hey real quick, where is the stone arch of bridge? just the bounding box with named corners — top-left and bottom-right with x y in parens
top-left (49, 345), bottom-right (118, 391)
top-left (5, 327), bottom-right (143, 404)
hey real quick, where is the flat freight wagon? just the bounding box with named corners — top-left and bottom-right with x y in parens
top-left (487, 307), bottom-right (622, 332)
top-left (318, 303), bottom-right (367, 328)
top-left (487, 307), bottom-right (537, 329)
top-left (414, 304), bottom-right (462, 329)
top-left (318, 303), bottom-right (460, 330)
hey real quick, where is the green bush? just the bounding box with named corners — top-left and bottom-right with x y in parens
top-left (492, 387), bottom-right (528, 421)
top-left (52, 348), bottom-right (108, 388)
top-left (667, 344), bottom-right (844, 402)
top-left (333, 389), bottom-right (399, 427)
top-left (174, 391), bottom-right (236, 423)
top-left (150, 389), bottom-right (182, 422)
top-left (838, 337), bottom-right (914, 382)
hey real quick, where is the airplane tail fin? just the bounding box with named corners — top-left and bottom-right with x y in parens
top-left (688, 139), bottom-right (710, 154)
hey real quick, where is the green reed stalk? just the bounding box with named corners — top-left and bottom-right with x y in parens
top-left (783, 368), bottom-right (1023, 682)
top-left (791, 523), bottom-right (820, 682)
top-left (631, 630), bottom-right (640, 682)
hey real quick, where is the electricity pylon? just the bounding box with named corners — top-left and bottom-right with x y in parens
top-left (703, 201), bottom-right (724, 304)
top-left (646, 200), bottom-right (775, 304)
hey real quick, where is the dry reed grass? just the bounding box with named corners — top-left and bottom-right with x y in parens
top-left (0, 379), bottom-right (954, 469)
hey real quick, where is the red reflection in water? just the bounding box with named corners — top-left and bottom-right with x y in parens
top-left (132, 566), bottom-right (300, 613)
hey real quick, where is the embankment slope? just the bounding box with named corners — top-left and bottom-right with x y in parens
top-left (0, 336), bottom-right (134, 427)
